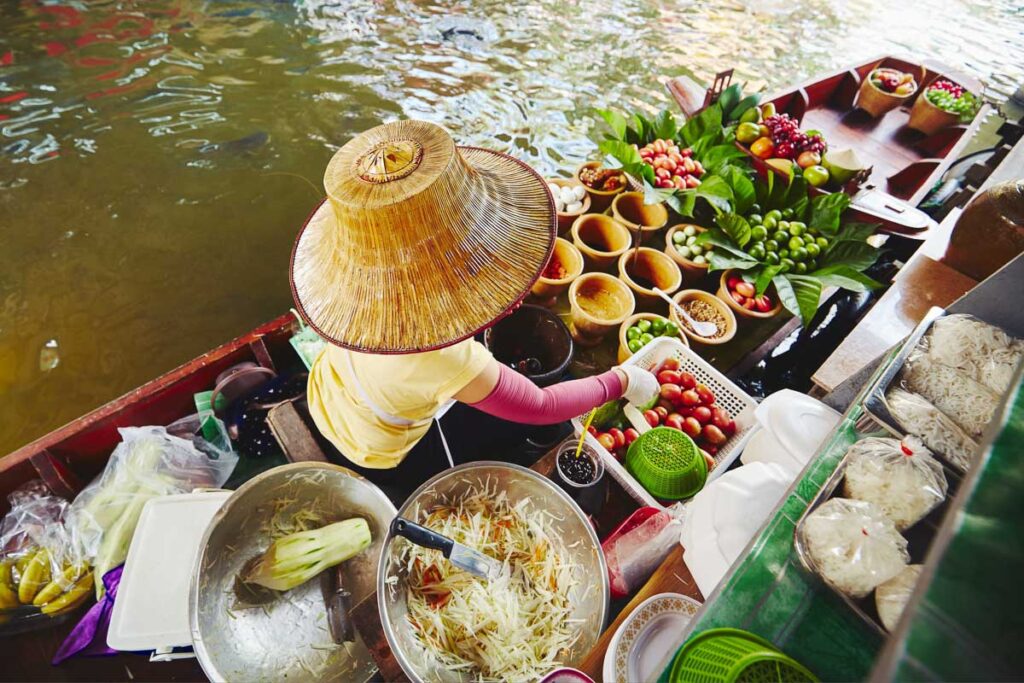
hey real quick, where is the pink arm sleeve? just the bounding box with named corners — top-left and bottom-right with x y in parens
top-left (467, 364), bottom-right (624, 425)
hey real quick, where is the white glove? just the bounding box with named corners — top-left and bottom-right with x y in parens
top-left (619, 365), bottom-right (660, 407)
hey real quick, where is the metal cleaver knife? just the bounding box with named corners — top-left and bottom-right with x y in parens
top-left (390, 517), bottom-right (502, 581)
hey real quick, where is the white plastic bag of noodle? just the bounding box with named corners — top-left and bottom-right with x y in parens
top-left (876, 564), bottom-right (923, 631)
top-left (799, 497), bottom-right (909, 599)
top-left (923, 314), bottom-right (1023, 395)
top-left (899, 351), bottom-right (999, 438)
top-left (885, 388), bottom-right (977, 473)
top-left (842, 436), bottom-right (948, 531)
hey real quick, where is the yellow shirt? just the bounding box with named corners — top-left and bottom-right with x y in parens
top-left (306, 339), bottom-right (493, 469)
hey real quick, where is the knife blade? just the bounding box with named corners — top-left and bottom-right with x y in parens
top-left (390, 516), bottom-right (502, 581)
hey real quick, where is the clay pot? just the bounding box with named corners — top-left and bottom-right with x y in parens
top-left (716, 269), bottom-right (782, 321)
top-left (617, 313), bottom-right (687, 364)
top-left (575, 161), bottom-right (626, 212)
top-left (668, 289), bottom-right (737, 346)
top-left (907, 91), bottom-right (961, 136)
top-left (530, 238), bottom-right (584, 306)
top-left (617, 248), bottom-right (683, 310)
top-left (547, 177), bottom-right (592, 235)
top-left (664, 224), bottom-right (711, 283)
top-left (571, 213), bottom-right (632, 272)
top-left (611, 192), bottom-right (669, 238)
top-left (568, 273), bottom-right (635, 347)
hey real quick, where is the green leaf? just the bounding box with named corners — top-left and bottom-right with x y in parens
top-left (810, 264), bottom-right (883, 292)
top-left (694, 227), bottom-right (753, 258)
top-left (720, 166), bottom-right (756, 215)
top-left (773, 274), bottom-right (822, 327)
top-left (820, 240), bottom-right (879, 271)
top-left (755, 174), bottom-right (772, 210)
top-left (652, 110), bottom-right (678, 141)
top-left (783, 176), bottom-right (808, 207)
top-left (632, 113), bottom-right (651, 144)
top-left (663, 189), bottom-right (696, 217)
top-left (599, 138), bottom-right (642, 165)
top-left (717, 84), bottom-right (742, 118)
top-left (715, 213), bottom-right (752, 248)
top-left (696, 175), bottom-right (734, 214)
top-left (598, 109), bottom-right (628, 141)
top-left (832, 221), bottom-right (878, 244)
top-left (755, 265), bottom-right (783, 296)
top-left (730, 93), bottom-right (761, 121)
top-left (680, 105), bottom-right (723, 146)
top-left (709, 250), bottom-right (759, 272)
top-left (700, 144), bottom-right (748, 174)
top-left (808, 192), bottom-right (852, 237)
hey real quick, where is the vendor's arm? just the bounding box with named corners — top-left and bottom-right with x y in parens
top-left (454, 358), bottom-right (657, 425)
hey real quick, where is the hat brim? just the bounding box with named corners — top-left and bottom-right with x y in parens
top-left (289, 147), bottom-right (556, 354)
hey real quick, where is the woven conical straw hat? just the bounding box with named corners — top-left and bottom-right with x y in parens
top-left (290, 120), bottom-right (556, 353)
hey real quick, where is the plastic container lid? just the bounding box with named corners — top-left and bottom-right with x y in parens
top-left (107, 491), bottom-right (231, 655)
top-left (740, 390), bottom-right (840, 477)
top-left (625, 427), bottom-right (707, 500)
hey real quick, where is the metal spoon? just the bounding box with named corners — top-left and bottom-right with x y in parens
top-left (652, 287), bottom-right (718, 338)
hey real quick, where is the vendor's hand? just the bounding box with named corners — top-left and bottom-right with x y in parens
top-left (616, 365), bottom-right (660, 407)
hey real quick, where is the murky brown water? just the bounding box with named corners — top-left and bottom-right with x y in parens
top-left (1, 0), bottom-right (1023, 454)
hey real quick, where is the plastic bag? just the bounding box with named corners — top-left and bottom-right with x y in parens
top-left (900, 351), bottom-right (998, 438)
top-left (67, 424), bottom-right (238, 599)
top-left (800, 497), bottom-right (909, 598)
top-left (923, 314), bottom-right (1022, 395)
top-left (604, 510), bottom-right (681, 596)
top-left (842, 437), bottom-right (947, 531)
top-left (876, 564), bottom-right (922, 631)
top-left (885, 388), bottom-right (977, 473)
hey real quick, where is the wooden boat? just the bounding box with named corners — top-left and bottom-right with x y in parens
top-left (666, 55), bottom-right (990, 235)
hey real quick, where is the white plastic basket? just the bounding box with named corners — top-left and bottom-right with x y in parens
top-left (571, 337), bottom-right (758, 508)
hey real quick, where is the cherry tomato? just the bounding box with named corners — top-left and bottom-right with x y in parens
top-left (657, 370), bottom-right (682, 385)
top-left (705, 444), bottom-right (719, 456)
top-left (609, 428), bottom-right (626, 449)
top-left (654, 406), bottom-right (669, 420)
top-left (701, 450), bottom-right (717, 471)
top-left (660, 383), bottom-right (682, 403)
top-left (659, 358), bottom-right (681, 372)
top-left (680, 389), bottom-right (701, 406)
top-left (624, 428), bottom-right (640, 445)
top-left (679, 372), bottom-right (697, 390)
top-left (658, 399), bottom-right (676, 413)
top-left (692, 406), bottom-right (712, 424)
top-left (695, 384), bottom-right (715, 405)
top-left (723, 419), bottom-right (737, 437)
top-left (587, 425), bottom-right (598, 436)
top-left (678, 405), bottom-right (694, 418)
top-left (702, 424), bottom-right (727, 445)
top-left (643, 410), bottom-right (660, 427)
top-left (597, 433), bottom-right (616, 450)
top-left (664, 413), bottom-right (685, 431)
top-left (711, 406), bottom-right (732, 429)
top-left (682, 416), bottom-right (702, 438)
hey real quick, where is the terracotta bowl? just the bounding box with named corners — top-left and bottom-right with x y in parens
top-left (568, 273), bottom-right (635, 347)
top-left (530, 238), bottom-right (585, 306)
top-left (716, 269), bottom-right (783, 320)
top-left (617, 247), bottom-right (682, 311)
top-left (617, 312), bottom-right (688, 364)
top-left (611, 192), bottom-right (669, 238)
top-left (575, 161), bottom-right (625, 212)
top-left (547, 177), bottom-right (592, 235)
top-left (664, 224), bottom-right (712, 283)
top-left (669, 289), bottom-right (737, 346)
top-left (571, 213), bottom-right (632, 272)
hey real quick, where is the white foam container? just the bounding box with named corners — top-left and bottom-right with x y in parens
top-left (571, 337), bottom-right (758, 508)
top-left (107, 490), bottom-right (232, 659)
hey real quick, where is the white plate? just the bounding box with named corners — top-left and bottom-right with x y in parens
top-left (602, 592), bottom-right (702, 683)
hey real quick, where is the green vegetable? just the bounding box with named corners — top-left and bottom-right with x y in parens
top-left (95, 495), bottom-right (149, 599)
top-left (627, 338), bottom-right (643, 353)
top-left (639, 332), bottom-right (655, 345)
top-left (664, 321), bottom-right (680, 337)
top-left (243, 518), bottom-right (372, 591)
top-left (765, 209), bottom-right (782, 222)
top-left (591, 399), bottom-right (625, 429)
top-left (636, 319), bottom-right (652, 333)
top-left (626, 326), bottom-right (640, 341)
top-left (650, 318), bottom-right (666, 335)
top-left (750, 226), bottom-right (767, 241)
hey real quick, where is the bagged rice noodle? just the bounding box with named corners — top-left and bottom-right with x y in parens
top-left (885, 388), bottom-right (977, 473)
top-left (900, 352), bottom-right (999, 438)
top-left (843, 437), bottom-right (948, 531)
top-left (924, 314), bottom-right (1023, 395)
top-left (800, 498), bottom-right (909, 599)
top-left (876, 564), bottom-right (923, 632)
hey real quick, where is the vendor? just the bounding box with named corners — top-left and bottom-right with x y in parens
top-left (289, 120), bottom-right (656, 487)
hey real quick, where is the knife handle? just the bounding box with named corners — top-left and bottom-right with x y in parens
top-left (391, 517), bottom-right (454, 558)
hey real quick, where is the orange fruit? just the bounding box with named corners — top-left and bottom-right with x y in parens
top-left (750, 137), bottom-right (775, 159)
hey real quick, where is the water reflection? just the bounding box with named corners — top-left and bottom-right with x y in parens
top-left (1, 0), bottom-right (1023, 453)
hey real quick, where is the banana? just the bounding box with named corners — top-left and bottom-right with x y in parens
top-left (0, 560), bottom-right (19, 609)
top-left (33, 563), bottom-right (88, 607)
top-left (17, 549), bottom-right (51, 605)
top-left (41, 572), bottom-right (94, 616)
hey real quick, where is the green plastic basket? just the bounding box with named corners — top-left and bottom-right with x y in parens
top-left (624, 426), bottom-right (707, 500)
top-left (669, 628), bottom-right (818, 683)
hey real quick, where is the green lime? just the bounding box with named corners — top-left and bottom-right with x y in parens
top-left (778, 220), bottom-right (790, 231)
top-left (792, 246), bottom-right (808, 261)
top-left (805, 242), bottom-right (820, 258)
top-left (772, 230), bottom-right (789, 243)
top-left (765, 251), bottom-right (780, 265)
top-left (816, 237), bottom-right (830, 249)
top-left (764, 239), bottom-right (779, 252)
top-left (781, 208), bottom-right (794, 219)
top-left (650, 318), bottom-right (666, 335)
top-left (626, 326), bottom-right (640, 340)
top-left (748, 214), bottom-right (763, 225)
top-left (766, 209), bottom-right (783, 222)
top-left (750, 226), bottom-right (768, 241)
top-left (779, 248), bottom-right (790, 259)
top-left (639, 332), bottom-right (655, 345)
top-left (794, 262), bottom-right (808, 274)
top-left (627, 338), bottom-right (643, 353)
top-left (762, 216), bottom-right (777, 230)
top-left (750, 203), bottom-right (762, 213)
top-left (748, 244), bottom-right (766, 260)
top-left (664, 321), bottom-right (680, 337)
top-left (637, 319), bottom-right (652, 333)
top-left (781, 257), bottom-right (795, 270)
top-left (807, 258), bottom-right (818, 271)
top-left (788, 236), bottom-right (804, 250)
top-left (789, 222), bottom-right (806, 236)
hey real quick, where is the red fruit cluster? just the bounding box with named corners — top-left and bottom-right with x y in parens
top-left (763, 114), bottom-right (825, 160)
top-left (727, 276), bottom-right (773, 313)
top-left (638, 139), bottom-right (704, 190)
top-left (588, 425), bottom-right (640, 461)
top-left (928, 79), bottom-right (965, 98)
top-left (640, 358), bottom-right (736, 457)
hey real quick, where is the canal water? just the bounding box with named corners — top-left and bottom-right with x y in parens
top-left (1, 0), bottom-right (1023, 454)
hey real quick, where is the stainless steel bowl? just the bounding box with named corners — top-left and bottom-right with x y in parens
top-left (377, 461), bottom-right (609, 682)
top-left (190, 462), bottom-right (396, 682)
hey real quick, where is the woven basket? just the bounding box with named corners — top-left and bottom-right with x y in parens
top-left (908, 93), bottom-right (961, 136)
top-left (856, 78), bottom-right (912, 117)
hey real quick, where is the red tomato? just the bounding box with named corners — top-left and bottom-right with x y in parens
top-left (695, 384), bottom-right (715, 405)
top-left (624, 428), bottom-right (640, 445)
top-left (609, 428), bottom-right (626, 449)
top-left (681, 416), bottom-right (702, 438)
top-left (735, 281), bottom-right (756, 298)
top-left (680, 389), bottom-right (701, 406)
top-left (597, 433), bottom-right (616, 450)
top-left (660, 383), bottom-right (682, 403)
top-left (678, 405), bottom-right (694, 418)
top-left (723, 419), bottom-right (737, 437)
top-left (658, 399), bottom-right (676, 413)
top-left (732, 292), bottom-right (746, 305)
top-left (654, 406), bottom-right (669, 420)
top-left (587, 425), bottom-right (598, 436)
top-left (643, 410), bottom-right (660, 427)
top-left (742, 297), bottom-right (758, 310)
top-left (702, 451), bottom-right (716, 471)
top-left (711, 406), bottom-right (732, 429)
top-left (664, 413), bottom-right (685, 431)
top-left (692, 406), bottom-right (713, 424)
top-left (659, 358), bottom-right (681, 372)
top-left (727, 276), bottom-right (742, 291)
top-left (702, 424), bottom-right (727, 445)
top-left (705, 444), bottom-right (719, 456)
top-left (679, 372), bottom-right (697, 390)
top-left (657, 370), bottom-right (682, 385)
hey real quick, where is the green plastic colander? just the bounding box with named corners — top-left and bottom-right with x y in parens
top-left (669, 628), bottom-right (818, 683)
top-left (624, 426), bottom-right (707, 500)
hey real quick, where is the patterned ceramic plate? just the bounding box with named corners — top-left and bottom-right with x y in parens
top-left (602, 592), bottom-right (702, 683)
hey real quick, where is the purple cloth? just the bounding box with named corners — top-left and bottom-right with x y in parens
top-left (52, 565), bottom-right (123, 665)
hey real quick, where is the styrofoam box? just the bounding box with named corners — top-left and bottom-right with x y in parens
top-left (571, 337), bottom-right (758, 508)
